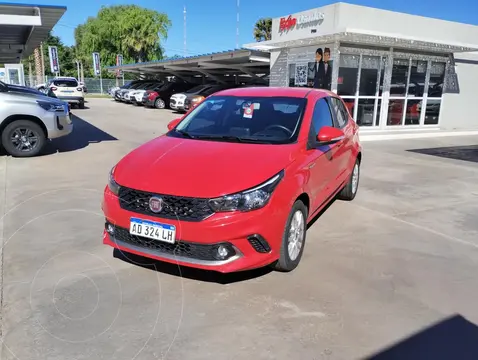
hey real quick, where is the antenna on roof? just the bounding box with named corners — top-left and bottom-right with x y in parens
top-left (236, 0), bottom-right (240, 49)
top-left (183, 5), bottom-right (187, 56)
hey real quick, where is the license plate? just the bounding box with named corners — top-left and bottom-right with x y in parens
top-left (62, 90), bottom-right (74, 93)
top-left (129, 217), bottom-right (176, 244)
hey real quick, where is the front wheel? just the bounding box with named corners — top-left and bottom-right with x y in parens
top-left (1, 120), bottom-right (46, 157)
top-left (154, 98), bottom-right (166, 109)
top-left (273, 200), bottom-right (308, 272)
top-left (338, 158), bottom-right (360, 201)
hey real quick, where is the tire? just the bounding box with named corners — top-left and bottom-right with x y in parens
top-left (273, 200), bottom-right (308, 272)
top-left (79, 101), bottom-right (85, 109)
top-left (338, 158), bottom-right (360, 201)
top-left (1, 120), bottom-right (46, 157)
top-left (154, 98), bottom-right (166, 109)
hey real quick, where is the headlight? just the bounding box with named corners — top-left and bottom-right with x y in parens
top-left (208, 171), bottom-right (284, 212)
top-left (37, 100), bottom-right (64, 112)
top-left (108, 166), bottom-right (121, 195)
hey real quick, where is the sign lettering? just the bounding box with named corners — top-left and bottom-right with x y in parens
top-left (279, 12), bottom-right (325, 33)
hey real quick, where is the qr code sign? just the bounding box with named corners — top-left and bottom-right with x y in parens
top-left (294, 64), bottom-right (308, 86)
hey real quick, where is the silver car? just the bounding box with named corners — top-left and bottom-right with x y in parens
top-left (0, 82), bottom-right (73, 157)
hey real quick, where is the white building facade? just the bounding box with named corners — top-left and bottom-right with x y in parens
top-left (245, 3), bottom-right (478, 132)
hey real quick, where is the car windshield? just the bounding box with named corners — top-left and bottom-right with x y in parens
top-left (185, 85), bottom-right (209, 94)
top-left (52, 79), bottom-right (78, 87)
top-left (171, 95), bottom-right (307, 144)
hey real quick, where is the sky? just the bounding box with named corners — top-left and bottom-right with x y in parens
top-left (6, 0), bottom-right (478, 58)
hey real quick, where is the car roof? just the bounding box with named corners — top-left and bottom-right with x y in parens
top-left (213, 86), bottom-right (332, 98)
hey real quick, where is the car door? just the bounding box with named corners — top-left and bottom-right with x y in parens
top-left (329, 96), bottom-right (355, 184)
top-left (305, 96), bottom-right (342, 212)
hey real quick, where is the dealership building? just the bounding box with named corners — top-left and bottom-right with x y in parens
top-left (244, 2), bottom-right (478, 132)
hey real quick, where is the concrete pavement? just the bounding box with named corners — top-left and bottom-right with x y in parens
top-left (1, 98), bottom-right (478, 359)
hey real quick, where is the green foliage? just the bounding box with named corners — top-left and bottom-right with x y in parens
top-left (75, 5), bottom-right (171, 77)
top-left (253, 18), bottom-right (272, 42)
top-left (23, 33), bottom-right (78, 78)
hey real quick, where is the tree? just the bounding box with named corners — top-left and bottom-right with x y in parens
top-left (75, 5), bottom-right (171, 77)
top-left (23, 32), bottom-right (78, 83)
top-left (253, 18), bottom-right (272, 42)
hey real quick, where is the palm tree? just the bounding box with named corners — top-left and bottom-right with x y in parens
top-left (253, 18), bottom-right (272, 42)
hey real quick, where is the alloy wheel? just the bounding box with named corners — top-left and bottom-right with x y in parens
top-left (10, 127), bottom-right (39, 153)
top-left (351, 163), bottom-right (359, 195)
top-left (287, 210), bottom-right (305, 261)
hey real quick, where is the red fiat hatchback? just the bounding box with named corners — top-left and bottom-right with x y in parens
top-left (102, 87), bottom-right (362, 273)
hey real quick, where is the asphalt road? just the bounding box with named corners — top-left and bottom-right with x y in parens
top-left (1, 98), bottom-right (478, 360)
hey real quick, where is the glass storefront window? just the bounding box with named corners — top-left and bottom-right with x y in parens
top-left (342, 98), bottom-right (355, 119)
top-left (408, 60), bottom-right (427, 97)
top-left (359, 56), bottom-right (380, 96)
top-left (424, 100), bottom-right (441, 125)
top-left (357, 99), bottom-right (378, 126)
top-left (337, 54), bottom-right (359, 96)
top-left (387, 99), bottom-right (405, 126)
top-left (404, 99), bottom-right (422, 125)
top-left (428, 62), bottom-right (445, 97)
top-left (390, 58), bottom-right (410, 97)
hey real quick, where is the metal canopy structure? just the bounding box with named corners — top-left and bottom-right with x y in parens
top-left (244, 31), bottom-right (478, 54)
top-left (106, 49), bottom-right (271, 84)
top-left (0, 2), bottom-right (66, 63)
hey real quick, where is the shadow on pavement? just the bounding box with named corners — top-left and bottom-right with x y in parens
top-left (408, 145), bottom-right (478, 163)
top-left (365, 314), bottom-right (478, 360)
top-left (113, 248), bottom-right (273, 284)
top-left (43, 113), bottom-right (117, 155)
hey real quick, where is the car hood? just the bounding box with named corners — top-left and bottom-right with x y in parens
top-left (5, 90), bottom-right (66, 104)
top-left (171, 93), bottom-right (186, 100)
top-left (114, 135), bottom-right (297, 198)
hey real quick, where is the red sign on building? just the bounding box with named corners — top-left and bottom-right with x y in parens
top-left (279, 15), bottom-right (297, 32)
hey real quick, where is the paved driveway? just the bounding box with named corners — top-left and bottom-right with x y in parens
top-left (1, 98), bottom-right (478, 359)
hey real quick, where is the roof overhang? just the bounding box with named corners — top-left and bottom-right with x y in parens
top-left (0, 3), bottom-right (67, 63)
top-left (244, 30), bottom-right (478, 54)
top-left (106, 49), bottom-right (271, 83)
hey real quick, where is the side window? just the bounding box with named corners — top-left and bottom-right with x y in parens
top-left (311, 98), bottom-right (334, 136)
top-left (331, 97), bottom-right (349, 128)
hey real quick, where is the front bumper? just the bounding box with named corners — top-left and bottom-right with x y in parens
top-left (170, 100), bottom-right (185, 111)
top-left (47, 112), bottom-right (73, 139)
top-left (102, 187), bottom-right (288, 273)
top-left (57, 96), bottom-right (84, 104)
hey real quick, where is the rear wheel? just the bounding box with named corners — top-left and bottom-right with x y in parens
top-left (273, 200), bottom-right (308, 272)
top-left (78, 101), bottom-right (85, 109)
top-left (338, 158), bottom-right (360, 201)
top-left (1, 120), bottom-right (46, 157)
top-left (154, 98), bottom-right (166, 109)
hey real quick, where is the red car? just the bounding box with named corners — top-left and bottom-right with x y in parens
top-left (102, 87), bottom-right (362, 273)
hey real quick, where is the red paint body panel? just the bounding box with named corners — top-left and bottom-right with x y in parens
top-left (102, 87), bottom-right (362, 273)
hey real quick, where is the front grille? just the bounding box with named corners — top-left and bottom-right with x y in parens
top-left (118, 186), bottom-right (214, 222)
top-left (112, 225), bottom-right (235, 262)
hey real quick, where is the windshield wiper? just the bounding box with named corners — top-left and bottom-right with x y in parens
top-left (193, 135), bottom-right (272, 143)
top-left (175, 129), bottom-right (195, 138)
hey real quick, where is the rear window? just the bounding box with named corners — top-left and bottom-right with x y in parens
top-left (52, 79), bottom-right (78, 87)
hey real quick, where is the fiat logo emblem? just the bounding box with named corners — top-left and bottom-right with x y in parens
top-left (149, 197), bottom-right (163, 213)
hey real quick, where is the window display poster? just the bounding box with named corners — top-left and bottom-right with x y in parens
top-left (288, 44), bottom-right (334, 90)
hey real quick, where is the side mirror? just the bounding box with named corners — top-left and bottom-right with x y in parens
top-left (317, 126), bottom-right (345, 145)
top-left (167, 118), bottom-right (182, 130)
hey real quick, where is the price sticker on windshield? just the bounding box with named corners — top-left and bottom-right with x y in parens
top-left (243, 104), bottom-right (254, 118)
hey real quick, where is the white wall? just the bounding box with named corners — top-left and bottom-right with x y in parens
top-left (271, 2), bottom-right (478, 49)
top-left (440, 52), bottom-right (478, 130)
